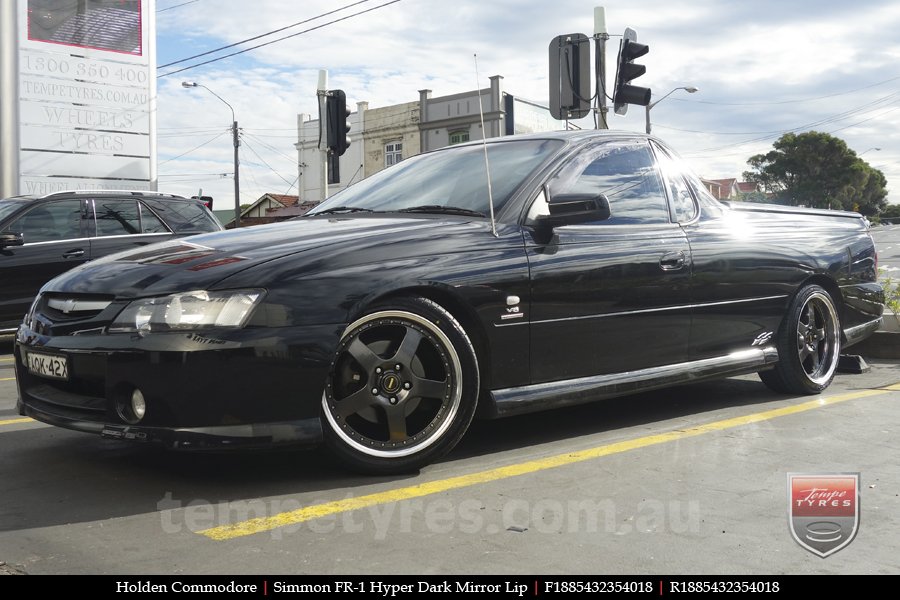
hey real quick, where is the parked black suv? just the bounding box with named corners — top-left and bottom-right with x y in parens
top-left (0, 190), bottom-right (223, 333)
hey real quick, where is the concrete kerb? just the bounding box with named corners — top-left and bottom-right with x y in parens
top-left (853, 312), bottom-right (900, 360)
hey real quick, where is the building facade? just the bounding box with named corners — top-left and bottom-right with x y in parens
top-left (362, 101), bottom-right (420, 179)
top-left (295, 101), bottom-right (368, 202)
top-left (294, 75), bottom-right (566, 202)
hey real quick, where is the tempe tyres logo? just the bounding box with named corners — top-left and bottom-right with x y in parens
top-left (788, 473), bottom-right (859, 558)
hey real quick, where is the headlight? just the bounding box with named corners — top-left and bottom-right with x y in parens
top-left (109, 289), bottom-right (264, 333)
top-left (23, 294), bottom-right (41, 329)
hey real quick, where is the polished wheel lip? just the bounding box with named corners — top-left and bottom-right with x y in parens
top-left (796, 291), bottom-right (840, 386)
top-left (322, 310), bottom-right (463, 459)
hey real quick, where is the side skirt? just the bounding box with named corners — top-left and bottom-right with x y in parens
top-left (842, 317), bottom-right (882, 348)
top-left (483, 347), bottom-right (779, 419)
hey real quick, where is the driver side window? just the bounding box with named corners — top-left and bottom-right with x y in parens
top-left (540, 140), bottom-right (669, 225)
top-left (6, 200), bottom-right (84, 243)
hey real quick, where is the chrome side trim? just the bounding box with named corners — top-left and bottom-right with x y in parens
top-left (21, 232), bottom-right (172, 247)
top-left (20, 236), bottom-right (92, 246)
top-left (527, 295), bottom-right (789, 326)
top-left (842, 317), bottom-right (883, 348)
top-left (84, 232), bottom-right (173, 241)
top-left (484, 347), bottom-right (779, 418)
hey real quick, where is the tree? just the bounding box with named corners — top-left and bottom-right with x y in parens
top-left (742, 131), bottom-right (888, 214)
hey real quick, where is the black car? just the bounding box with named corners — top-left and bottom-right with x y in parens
top-left (14, 132), bottom-right (884, 474)
top-left (0, 190), bottom-right (222, 333)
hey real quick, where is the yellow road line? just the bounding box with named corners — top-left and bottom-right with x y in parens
top-left (0, 357), bottom-right (14, 362)
top-left (200, 383), bottom-right (900, 541)
top-left (0, 417), bottom-right (33, 426)
top-left (0, 377), bottom-right (15, 382)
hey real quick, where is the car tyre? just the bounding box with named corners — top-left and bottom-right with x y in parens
top-left (759, 284), bottom-right (841, 395)
top-left (322, 297), bottom-right (479, 474)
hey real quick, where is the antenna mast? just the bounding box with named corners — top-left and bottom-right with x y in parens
top-left (474, 54), bottom-right (498, 238)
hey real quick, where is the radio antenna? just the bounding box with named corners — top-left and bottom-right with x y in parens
top-left (474, 53), bottom-right (498, 237)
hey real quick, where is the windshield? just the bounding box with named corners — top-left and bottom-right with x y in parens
top-left (308, 139), bottom-right (564, 216)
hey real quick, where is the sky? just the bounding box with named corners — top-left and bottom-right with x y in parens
top-left (153, 0), bottom-right (900, 207)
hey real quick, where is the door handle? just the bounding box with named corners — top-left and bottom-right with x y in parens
top-left (659, 250), bottom-right (686, 271)
top-left (62, 249), bottom-right (85, 259)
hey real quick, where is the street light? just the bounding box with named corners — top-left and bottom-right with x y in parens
top-left (182, 81), bottom-right (241, 228)
top-left (860, 147), bottom-right (881, 156)
top-left (645, 86), bottom-right (698, 135)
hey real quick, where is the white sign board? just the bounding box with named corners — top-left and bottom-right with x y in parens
top-left (17, 0), bottom-right (155, 193)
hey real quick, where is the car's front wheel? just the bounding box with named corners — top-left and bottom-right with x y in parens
top-left (759, 284), bottom-right (841, 395)
top-left (322, 297), bottom-right (479, 474)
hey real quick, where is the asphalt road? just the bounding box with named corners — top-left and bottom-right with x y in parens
top-left (1, 334), bottom-right (899, 575)
top-left (0, 223), bottom-right (897, 576)
top-left (873, 223), bottom-right (900, 277)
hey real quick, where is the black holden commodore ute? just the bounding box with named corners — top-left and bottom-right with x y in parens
top-left (13, 131), bottom-right (884, 474)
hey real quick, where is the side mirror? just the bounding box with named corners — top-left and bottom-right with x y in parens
top-left (0, 232), bottom-right (24, 248)
top-left (535, 192), bottom-right (611, 231)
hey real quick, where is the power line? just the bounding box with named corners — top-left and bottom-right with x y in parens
top-left (242, 137), bottom-right (296, 188)
top-left (682, 90), bottom-right (900, 155)
top-left (158, 0), bottom-right (403, 78)
top-left (158, 130), bottom-right (230, 165)
top-left (157, 0), bottom-right (200, 12)
top-left (669, 75), bottom-right (900, 106)
top-left (241, 132), bottom-right (298, 163)
top-left (159, 0), bottom-right (373, 68)
top-left (158, 172), bottom-right (231, 177)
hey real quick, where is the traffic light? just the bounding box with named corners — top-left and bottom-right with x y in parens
top-left (326, 89), bottom-right (351, 157)
top-left (191, 195), bottom-right (213, 209)
top-left (613, 28), bottom-right (651, 115)
top-left (548, 33), bottom-right (591, 120)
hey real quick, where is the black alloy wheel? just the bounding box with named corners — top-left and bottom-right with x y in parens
top-left (322, 297), bottom-right (479, 474)
top-left (760, 284), bottom-right (841, 395)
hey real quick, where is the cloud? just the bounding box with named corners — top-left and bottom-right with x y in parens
top-left (155, 0), bottom-right (900, 204)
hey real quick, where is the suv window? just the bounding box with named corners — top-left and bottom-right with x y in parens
top-left (94, 198), bottom-right (141, 236)
top-left (143, 198), bottom-right (221, 233)
top-left (92, 198), bottom-right (169, 236)
top-left (542, 140), bottom-right (669, 225)
top-left (5, 199), bottom-right (85, 243)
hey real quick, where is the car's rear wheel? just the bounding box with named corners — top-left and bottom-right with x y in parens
top-left (322, 297), bottom-right (479, 474)
top-left (759, 284), bottom-right (841, 395)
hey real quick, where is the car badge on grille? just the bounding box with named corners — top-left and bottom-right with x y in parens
top-left (47, 298), bottom-right (111, 314)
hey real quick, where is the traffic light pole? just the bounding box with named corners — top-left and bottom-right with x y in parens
top-left (594, 7), bottom-right (609, 129)
top-left (317, 70), bottom-right (329, 199)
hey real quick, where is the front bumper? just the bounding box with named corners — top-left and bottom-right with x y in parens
top-left (19, 396), bottom-right (322, 449)
top-left (14, 321), bottom-right (342, 449)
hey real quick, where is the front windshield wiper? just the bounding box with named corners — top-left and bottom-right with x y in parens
top-left (397, 205), bottom-right (487, 218)
top-left (308, 206), bottom-right (375, 216)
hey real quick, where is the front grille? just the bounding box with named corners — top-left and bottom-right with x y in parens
top-left (30, 293), bottom-right (125, 337)
top-left (40, 293), bottom-right (114, 322)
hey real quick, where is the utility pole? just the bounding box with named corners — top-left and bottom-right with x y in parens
top-left (231, 119), bottom-right (240, 227)
top-left (181, 81), bottom-right (241, 227)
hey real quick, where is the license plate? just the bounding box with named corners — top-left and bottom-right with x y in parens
top-left (26, 351), bottom-right (69, 381)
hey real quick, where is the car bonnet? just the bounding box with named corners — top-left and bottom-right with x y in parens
top-left (37, 216), bottom-right (464, 298)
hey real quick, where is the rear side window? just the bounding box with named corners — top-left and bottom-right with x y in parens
top-left (652, 142), bottom-right (698, 223)
top-left (94, 199), bottom-right (141, 236)
top-left (144, 199), bottom-right (221, 233)
top-left (85, 198), bottom-right (171, 236)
